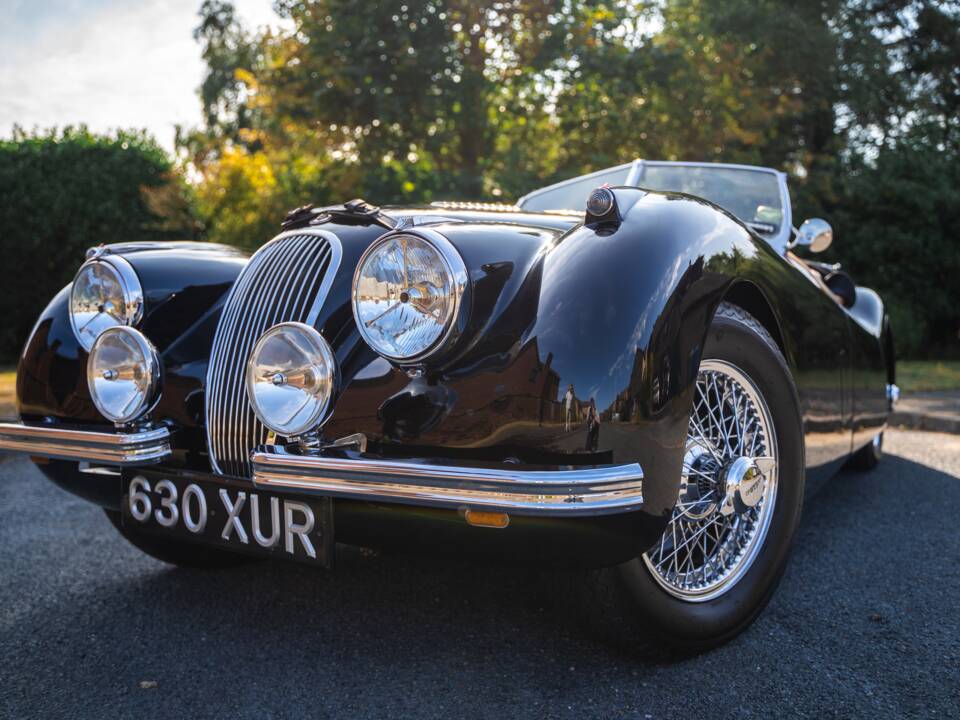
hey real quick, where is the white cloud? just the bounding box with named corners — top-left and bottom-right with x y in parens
top-left (0, 0), bottom-right (287, 153)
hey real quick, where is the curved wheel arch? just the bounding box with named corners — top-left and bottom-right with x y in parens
top-left (720, 280), bottom-right (788, 361)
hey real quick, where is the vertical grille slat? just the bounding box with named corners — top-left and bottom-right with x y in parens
top-left (238, 239), bottom-right (329, 463)
top-left (219, 241), bottom-right (286, 469)
top-left (231, 236), bottom-right (315, 468)
top-left (205, 230), bottom-right (342, 477)
top-left (224, 237), bottom-right (305, 469)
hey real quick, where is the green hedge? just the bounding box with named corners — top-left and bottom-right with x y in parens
top-left (0, 128), bottom-right (199, 363)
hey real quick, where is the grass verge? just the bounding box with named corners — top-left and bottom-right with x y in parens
top-left (0, 369), bottom-right (15, 396)
top-left (0, 361), bottom-right (955, 418)
top-left (0, 368), bottom-right (15, 419)
top-left (897, 361), bottom-right (960, 392)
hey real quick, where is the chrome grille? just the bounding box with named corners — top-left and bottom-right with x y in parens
top-left (205, 229), bottom-right (342, 477)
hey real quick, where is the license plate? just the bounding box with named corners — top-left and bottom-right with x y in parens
top-left (121, 469), bottom-right (333, 568)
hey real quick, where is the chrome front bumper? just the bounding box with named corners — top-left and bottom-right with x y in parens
top-left (0, 422), bottom-right (172, 466)
top-left (251, 445), bottom-right (644, 516)
top-left (0, 422), bottom-right (643, 515)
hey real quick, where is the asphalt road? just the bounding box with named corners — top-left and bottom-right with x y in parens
top-left (2, 430), bottom-right (959, 719)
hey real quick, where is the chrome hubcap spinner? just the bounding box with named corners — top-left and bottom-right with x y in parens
top-left (719, 455), bottom-right (774, 517)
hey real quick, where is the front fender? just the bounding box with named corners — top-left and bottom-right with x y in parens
top-left (521, 189), bottom-right (790, 517)
top-left (326, 191), bottom-right (796, 532)
top-left (17, 243), bottom-right (248, 444)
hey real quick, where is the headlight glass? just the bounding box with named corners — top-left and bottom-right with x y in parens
top-left (352, 232), bottom-right (465, 362)
top-left (87, 326), bottom-right (160, 424)
top-left (70, 256), bottom-right (143, 351)
top-left (246, 322), bottom-right (337, 438)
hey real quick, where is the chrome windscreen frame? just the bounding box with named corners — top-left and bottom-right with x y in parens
top-left (251, 445), bottom-right (644, 517)
top-left (0, 422), bottom-right (171, 466)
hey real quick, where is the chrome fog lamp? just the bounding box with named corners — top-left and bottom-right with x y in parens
top-left (352, 230), bottom-right (467, 363)
top-left (246, 322), bottom-right (338, 438)
top-left (87, 326), bottom-right (160, 425)
top-left (70, 255), bottom-right (144, 352)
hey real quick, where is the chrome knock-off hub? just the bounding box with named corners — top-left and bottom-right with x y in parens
top-left (676, 446), bottom-right (721, 521)
top-left (678, 452), bottom-right (774, 520)
top-left (719, 456), bottom-right (775, 516)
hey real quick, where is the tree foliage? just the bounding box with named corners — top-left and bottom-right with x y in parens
top-left (178, 0), bottom-right (959, 356)
top-left (826, 131), bottom-right (960, 356)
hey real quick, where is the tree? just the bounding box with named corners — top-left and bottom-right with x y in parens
top-left (836, 0), bottom-right (960, 152)
top-left (182, 0), bottom-right (960, 356)
top-left (827, 132), bottom-right (960, 357)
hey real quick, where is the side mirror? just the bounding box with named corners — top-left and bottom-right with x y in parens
top-left (794, 218), bottom-right (833, 253)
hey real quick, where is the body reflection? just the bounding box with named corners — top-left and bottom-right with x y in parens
top-left (585, 399), bottom-right (600, 452)
top-left (564, 384), bottom-right (575, 431)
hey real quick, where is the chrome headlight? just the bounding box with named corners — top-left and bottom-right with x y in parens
top-left (246, 322), bottom-right (338, 438)
top-left (70, 255), bottom-right (144, 351)
top-left (352, 230), bottom-right (467, 363)
top-left (87, 326), bottom-right (160, 425)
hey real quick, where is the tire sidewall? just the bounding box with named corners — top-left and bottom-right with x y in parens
top-left (616, 307), bottom-right (806, 646)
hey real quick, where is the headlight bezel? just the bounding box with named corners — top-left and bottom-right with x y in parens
top-left (86, 326), bottom-right (161, 426)
top-left (69, 254), bottom-right (144, 352)
top-left (245, 322), bottom-right (339, 439)
top-left (351, 229), bottom-right (469, 365)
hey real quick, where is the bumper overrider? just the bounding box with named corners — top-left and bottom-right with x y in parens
top-left (0, 421), bottom-right (644, 517)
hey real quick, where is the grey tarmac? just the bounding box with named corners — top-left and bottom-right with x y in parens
top-left (1, 430), bottom-right (958, 719)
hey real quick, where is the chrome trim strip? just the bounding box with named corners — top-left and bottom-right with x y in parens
top-left (251, 446), bottom-right (644, 516)
top-left (429, 201), bottom-right (522, 212)
top-left (0, 423), bottom-right (171, 465)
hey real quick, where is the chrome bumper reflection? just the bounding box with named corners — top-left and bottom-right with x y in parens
top-left (0, 422), bottom-right (171, 466)
top-left (251, 445), bottom-right (644, 516)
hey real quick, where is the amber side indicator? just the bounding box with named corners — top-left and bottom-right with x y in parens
top-left (464, 510), bottom-right (510, 529)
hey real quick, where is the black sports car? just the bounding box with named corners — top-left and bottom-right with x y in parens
top-left (1, 160), bottom-right (897, 649)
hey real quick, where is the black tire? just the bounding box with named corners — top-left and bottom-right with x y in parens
top-left (580, 303), bottom-right (806, 652)
top-left (847, 432), bottom-right (882, 471)
top-left (104, 509), bottom-right (252, 569)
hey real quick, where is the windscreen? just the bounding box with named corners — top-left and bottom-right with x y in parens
top-left (639, 165), bottom-right (783, 230)
top-left (519, 163), bottom-right (784, 232)
top-left (519, 165), bottom-right (632, 212)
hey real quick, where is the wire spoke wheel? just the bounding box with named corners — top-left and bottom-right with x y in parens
top-left (643, 359), bottom-right (779, 602)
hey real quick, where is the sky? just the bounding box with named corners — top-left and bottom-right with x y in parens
top-left (0, 0), bottom-right (286, 152)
